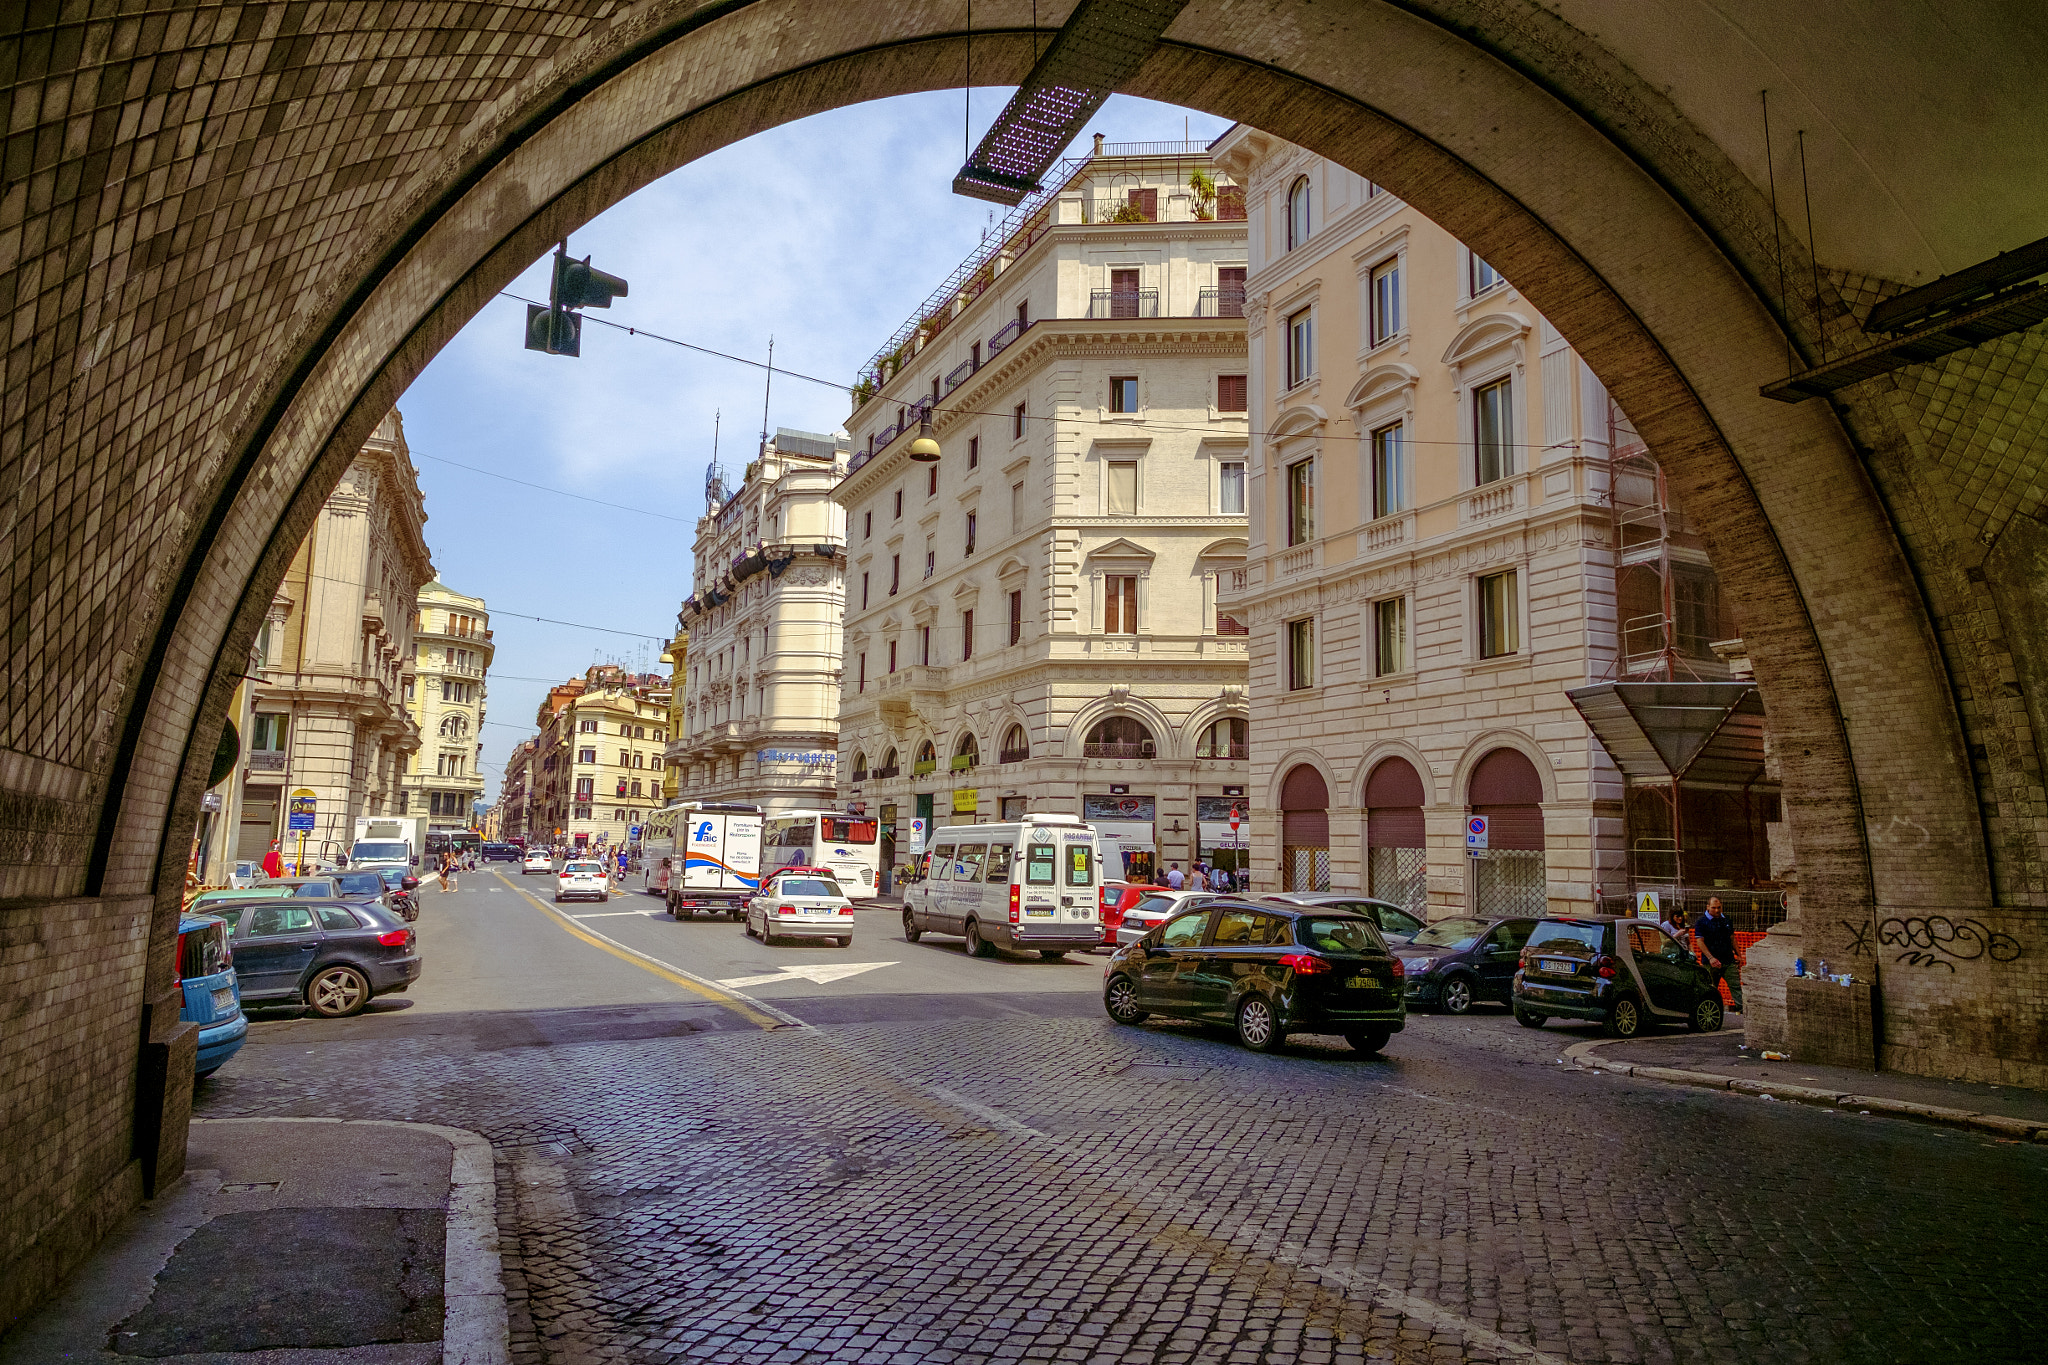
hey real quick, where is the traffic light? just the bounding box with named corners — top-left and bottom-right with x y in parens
top-left (523, 243), bottom-right (628, 358)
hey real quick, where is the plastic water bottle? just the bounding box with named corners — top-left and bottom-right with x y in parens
top-left (1794, 957), bottom-right (1806, 977)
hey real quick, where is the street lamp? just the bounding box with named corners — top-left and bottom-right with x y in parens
top-left (908, 413), bottom-right (941, 463)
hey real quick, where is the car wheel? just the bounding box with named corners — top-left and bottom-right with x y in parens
top-left (1439, 975), bottom-right (1475, 1015)
top-left (903, 910), bottom-right (921, 943)
top-left (1104, 974), bottom-right (1148, 1024)
top-left (1236, 996), bottom-right (1285, 1053)
top-left (1513, 1005), bottom-right (1546, 1029)
top-left (837, 936), bottom-right (852, 948)
top-left (552, 893), bottom-right (562, 903)
top-left (600, 892), bottom-right (610, 903)
top-left (963, 919), bottom-right (994, 958)
top-left (1604, 995), bottom-right (1644, 1038)
top-left (195, 1065), bottom-right (221, 1080)
top-left (305, 965), bottom-right (370, 1019)
top-left (1345, 1027), bottom-right (1392, 1054)
top-left (1039, 950), bottom-right (1067, 961)
top-left (1689, 993), bottom-right (1726, 1033)
top-left (729, 909), bottom-right (744, 922)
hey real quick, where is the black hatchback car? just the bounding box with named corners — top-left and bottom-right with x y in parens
top-left (1103, 898), bottom-right (1407, 1053)
top-left (208, 897), bottom-right (423, 1018)
top-left (1394, 915), bottom-right (1538, 1014)
top-left (1512, 915), bottom-right (1724, 1037)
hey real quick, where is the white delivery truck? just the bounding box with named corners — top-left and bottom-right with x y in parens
top-left (902, 813), bottom-right (1103, 960)
top-left (641, 802), bottom-right (764, 920)
top-left (350, 814), bottom-right (424, 873)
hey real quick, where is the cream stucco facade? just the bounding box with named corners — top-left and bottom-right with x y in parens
top-left (400, 581), bottom-right (492, 830)
top-left (529, 665), bottom-right (670, 852)
top-left (668, 429), bottom-right (849, 814)
top-left (1214, 128), bottom-right (1732, 917)
top-left (239, 411), bottom-right (434, 866)
top-left (834, 142), bottom-right (1252, 885)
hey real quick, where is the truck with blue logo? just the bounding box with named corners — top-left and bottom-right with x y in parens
top-left (637, 801), bottom-right (764, 921)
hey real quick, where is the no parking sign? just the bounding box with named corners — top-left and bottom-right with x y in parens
top-left (1465, 814), bottom-right (1488, 854)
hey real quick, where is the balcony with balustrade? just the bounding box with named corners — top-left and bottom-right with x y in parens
top-left (1089, 288), bottom-right (1159, 319)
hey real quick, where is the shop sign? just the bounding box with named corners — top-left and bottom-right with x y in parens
top-left (952, 789), bottom-right (979, 814)
top-left (1196, 797), bottom-right (1250, 823)
top-left (1083, 794), bottom-right (1155, 822)
top-left (758, 748), bottom-right (837, 769)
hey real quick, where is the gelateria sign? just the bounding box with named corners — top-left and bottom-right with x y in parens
top-left (757, 748), bottom-right (837, 770)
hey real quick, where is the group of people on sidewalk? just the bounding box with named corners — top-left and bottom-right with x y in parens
top-left (1161, 861), bottom-right (1244, 893)
top-left (1659, 895), bottom-right (1745, 1011)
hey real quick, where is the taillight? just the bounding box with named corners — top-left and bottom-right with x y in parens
top-left (1009, 883), bottom-right (1021, 924)
top-left (1278, 952), bottom-right (1331, 974)
top-left (1593, 954), bottom-right (1619, 979)
top-left (1388, 957), bottom-right (1405, 978)
top-left (776, 903), bottom-right (795, 915)
top-left (377, 929), bottom-right (410, 947)
top-left (1518, 950), bottom-right (1530, 970)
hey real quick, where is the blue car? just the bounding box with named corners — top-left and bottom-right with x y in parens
top-left (179, 912), bottom-right (248, 1078)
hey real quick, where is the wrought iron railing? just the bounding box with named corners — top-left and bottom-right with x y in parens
top-left (1196, 286), bottom-right (1246, 318)
top-left (871, 765), bottom-right (900, 780)
top-left (1083, 741), bottom-right (1155, 759)
top-left (1198, 744), bottom-right (1250, 760)
top-left (998, 748), bottom-right (1030, 765)
top-left (945, 358), bottom-right (976, 393)
top-left (987, 318), bottom-right (1025, 354)
top-left (1090, 289), bottom-right (1158, 319)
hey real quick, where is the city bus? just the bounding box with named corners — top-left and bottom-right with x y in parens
top-left (761, 809), bottom-right (883, 899)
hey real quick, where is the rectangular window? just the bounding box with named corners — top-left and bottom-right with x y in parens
top-left (893, 489), bottom-right (903, 518)
top-left (1372, 421), bottom-right (1407, 517)
top-left (857, 652), bottom-right (867, 692)
top-left (1286, 458), bottom-right (1316, 546)
top-left (579, 748), bottom-right (596, 764)
top-left (1370, 256), bottom-right (1402, 345)
top-left (890, 554), bottom-right (900, 594)
top-left (1471, 255), bottom-right (1502, 295)
top-left (961, 609), bottom-right (974, 660)
top-left (1011, 481), bottom-right (1024, 531)
top-left (1109, 376), bottom-right (1138, 413)
top-left (1009, 589), bottom-right (1023, 645)
top-left (888, 640), bottom-right (898, 673)
top-left (1479, 570), bottom-right (1520, 658)
top-left (251, 713), bottom-right (287, 750)
top-left (971, 342), bottom-right (981, 371)
top-left (1017, 300), bottom-right (1029, 328)
top-left (1012, 402), bottom-right (1026, 439)
top-left (1474, 378), bottom-right (1512, 485)
top-left (1287, 617), bottom-right (1315, 690)
top-left (964, 511), bottom-right (977, 557)
top-left (1219, 460), bottom-right (1246, 515)
top-left (1217, 266), bottom-right (1246, 315)
top-left (1104, 576), bottom-right (1139, 635)
top-left (1286, 308), bottom-right (1314, 388)
top-left (1217, 374), bottom-right (1247, 412)
top-left (1375, 597), bottom-right (1408, 676)
top-left (1106, 459), bottom-right (1138, 516)
top-left (920, 625), bottom-right (931, 666)
top-left (968, 435), bottom-right (979, 469)
top-left (927, 464), bottom-right (939, 496)
top-left (924, 545), bottom-right (935, 579)
top-left (861, 572), bottom-right (870, 609)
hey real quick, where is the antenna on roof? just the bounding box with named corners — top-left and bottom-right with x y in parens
top-left (703, 410), bottom-right (725, 507)
top-left (758, 336), bottom-right (775, 460)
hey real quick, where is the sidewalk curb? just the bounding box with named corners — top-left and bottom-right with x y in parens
top-left (1559, 1038), bottom-right (2048, 1143)
top-left (195, 1118), bottom-right (508, 1364)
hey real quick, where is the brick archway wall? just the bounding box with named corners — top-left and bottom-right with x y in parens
top-left (5, 0), bottom-right (2043, 1316)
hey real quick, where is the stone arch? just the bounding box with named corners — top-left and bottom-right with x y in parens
top-left (1349, 739), bottom-right (1439, 810)
top-left (1449, 731), bottom-right (1561, 808)
top-left (1064, 692), bottom-right (1178, 762)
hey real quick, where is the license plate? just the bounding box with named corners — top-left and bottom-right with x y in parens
top-left (211, 986), bottom-right (235, 1010)
top-left (1347, 977), bottom-right (1379, 990)
top-left (1538, 957), bottom-right (1576, 973)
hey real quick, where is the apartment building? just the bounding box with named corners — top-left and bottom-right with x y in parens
top-left (239, 410), bottom-right (433, 863)
top-left (498, 737), bottom-right (536, 843)
top-left (1211, 127), bottom-right (1745, 916)
top-left (835, 139), bottom-right (1252, 885)
top-left (668, 428), bottom-right (848, 814)
top-left (529, 665), bottom-right (670, 851)
top-left (400, 580), bottom-right (492, 830)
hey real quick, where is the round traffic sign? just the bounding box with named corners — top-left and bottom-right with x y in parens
top-left (1468, 816), bottom-right (1487, 835)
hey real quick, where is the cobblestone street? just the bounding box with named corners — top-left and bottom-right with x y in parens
top-left (195, 875), bottom-right (2048, 1363)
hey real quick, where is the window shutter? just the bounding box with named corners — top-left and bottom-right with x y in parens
top-left (1217, 375), bottom-right (1247, 411)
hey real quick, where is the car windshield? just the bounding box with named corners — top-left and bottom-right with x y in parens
top-left (332, 872), bottom-right (386, 896)
top-left (778, 878), bottom-right (841, 897)
top-left (1409, 917), bottom-right (1489, 950)
top-left (1297, 917), bottom-right (1385, 953)
top-left (376, 867), bottom-right (405, 885)
top-left (1528, 920), bottom-right (1608, 955)
top-left (289, 882), bottom-right (337, 897)
top-left (564, 862), bottom-right (603, 874)
top-left (353, 841), bottom-right (409, 861)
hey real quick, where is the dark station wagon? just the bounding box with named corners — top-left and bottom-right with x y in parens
top-left (1103, 898), bottom-right (1407, 1054)
top-left (1513, 915), bottom-right (1726, 1037)
top-left (209, 897), bottom-right (424, 1018)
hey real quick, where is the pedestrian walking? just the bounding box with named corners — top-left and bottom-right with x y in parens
top-left (1695, 896), bottom-right (1743, 1012)
top-left (1189, 864), bottom-right (1208, 892)
top-left (1660, 902), bottom-right (1691, 942)
top-left (440, 850), bottom-right (459, 893)
top-left (261, 839), bottom-right (283, 880)
top-left (1164, 862), bottom-right (1185, 891)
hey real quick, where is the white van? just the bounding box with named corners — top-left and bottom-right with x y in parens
top-left (902, 814), bottom-right (1102, 959)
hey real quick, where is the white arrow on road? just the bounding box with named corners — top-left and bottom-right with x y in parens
top-left (715, 962), bottom-right (897, 989)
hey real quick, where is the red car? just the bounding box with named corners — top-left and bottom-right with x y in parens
top-left (1097, 882), bottom-right (1170, 946)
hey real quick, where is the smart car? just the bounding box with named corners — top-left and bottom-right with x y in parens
top-left (1512, 915), bottom-right (1725, 1037)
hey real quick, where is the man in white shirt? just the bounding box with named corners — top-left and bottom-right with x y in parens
top-left (1165, 863), bottom-right (1185, 890)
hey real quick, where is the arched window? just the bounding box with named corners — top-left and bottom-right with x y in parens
top-left (1280, 763), bottom-right (1330, 891)
top-left (953, 732), bottom-right (980, 769)
top-left (881, 746), bottom-right (899, 776)
top-left (999, 724), bottom-right (1030, 763)
top-left (1365, 756), bottom-right (1427, 913)
top-left (852, 750), bottom-right (869, 779)
top-left (1196, 717), bottom-right (1247, 759)
top-left (1469, 747), bottom-right (1547, 915)
top-left (1083, 716), bottom-right (1154, 759)
top-left (1286, 176), bottom-right (1312, 250)
top-left (915, 739), bottom-right (937, 773)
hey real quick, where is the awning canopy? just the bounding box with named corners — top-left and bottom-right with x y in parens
top-left (1566, 682), bottom-right (1774, 791)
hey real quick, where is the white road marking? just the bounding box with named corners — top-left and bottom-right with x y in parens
top-left (570, 911), bottom-right (661, 919)
top-left (715, 961), bottom-right (898, 989)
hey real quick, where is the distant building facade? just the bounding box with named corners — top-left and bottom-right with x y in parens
top-left (497, 736), bottom-right (537, 843)
top-left (1212, 128), bottom-right (1739, 916)
top-left (529, 665), bottom-right (670, 851)
top-left (668, 428), bottom-right (849, 815)
top-left (400, 581), bottom-right (492, 831)
top-left (834, 139), bottom-right (1251, 884)
top-left (238, 411), bottom-right (434, 865)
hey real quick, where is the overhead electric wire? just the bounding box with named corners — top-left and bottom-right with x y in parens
top-left (412, 451), bottom-right (695, 523)
top-left (284, 567), bottom-right (671, 642)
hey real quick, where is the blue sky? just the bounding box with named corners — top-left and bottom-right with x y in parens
top-left (396, 92), bottom-right (1236, 800)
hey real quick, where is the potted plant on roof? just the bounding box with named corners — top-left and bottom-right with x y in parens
top-left (1189, 168), bottom-right (1217, 221)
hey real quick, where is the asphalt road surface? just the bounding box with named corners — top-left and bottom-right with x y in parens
top-left (197, 868), bottom-right (2048, 1364)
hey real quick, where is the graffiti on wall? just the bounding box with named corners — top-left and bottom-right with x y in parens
top-left (1876, 916), bottom-right (2023, 972)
